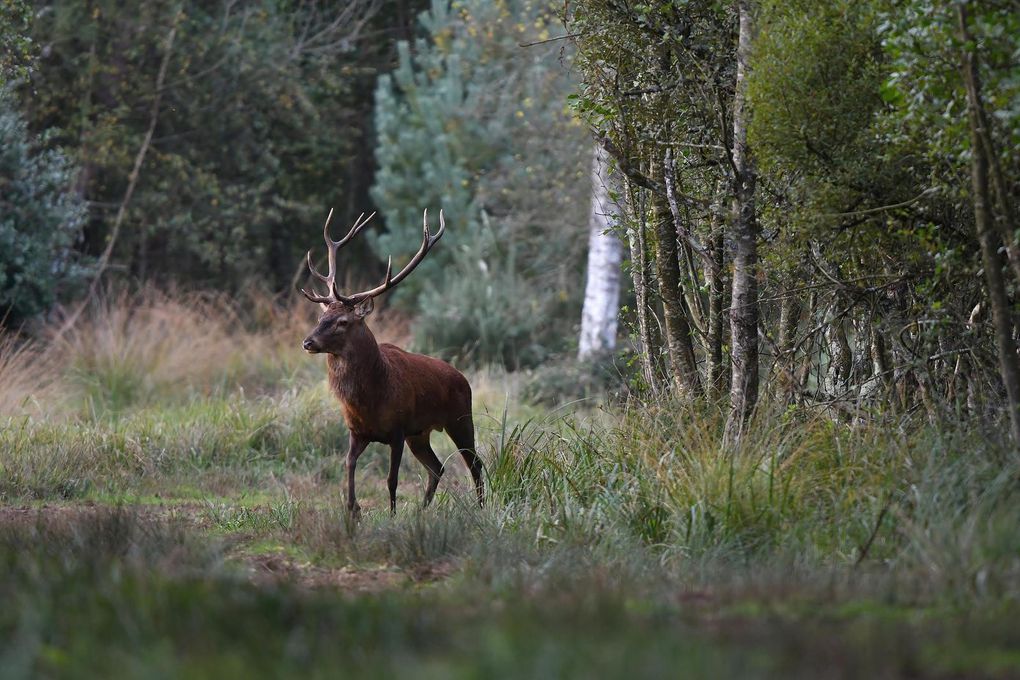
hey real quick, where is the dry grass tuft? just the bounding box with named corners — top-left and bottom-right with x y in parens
top-left (53, 290), bottom-right (241, 407)
top-left (0, 286), bottom-right (419, 419)
top-left (0, 334), bottom-right (61, 418)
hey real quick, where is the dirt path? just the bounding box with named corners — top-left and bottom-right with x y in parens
top-left (0, 501), bottom-right (458, 593)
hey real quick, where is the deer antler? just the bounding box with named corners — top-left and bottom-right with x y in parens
top-left (300, 209), bottom-right (375, 304)
top-left (339, 209), bottom-right (445, 305)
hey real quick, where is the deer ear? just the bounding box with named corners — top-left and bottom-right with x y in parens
top-left (354, 297), bottom-right (375, 318)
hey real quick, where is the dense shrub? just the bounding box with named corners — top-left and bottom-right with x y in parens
top-left (0, 89), bottom-right (88, 325)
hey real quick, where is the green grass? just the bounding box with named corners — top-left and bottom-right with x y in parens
top-left (1, 292), bottom-right (1018, 677)
top-left (3, 392), bottom-right (1017, 677)
top-left (1, 501), bottom-right (1018, 679)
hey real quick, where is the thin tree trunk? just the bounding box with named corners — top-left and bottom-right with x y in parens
top-left (959, 4), bottom-right (1020, 446)
top-left (870, 321), bottom-right (892, 397)
top-left (579, 144), bottom-right (624, 360)
top-left (796, 291), bottom-right (818, 393)
top-left (625, 182), bottom-right (659, 392)
top-left (826, 302), bottom-right (852, 392)
top-left (651, 161), bottom-right (702, 397)
top-left (663, 150), bottom-right (708, 339)
top-left (707, 197), bottom-right (727, 398)
top-left (777, 284), bottom-right (801, 403)
top-left (964, 303), bottom-right (984, 413)
top-left (727, 0), bottom-right (759, 437)
top-left (968, 45), bottom-right (1020, 291)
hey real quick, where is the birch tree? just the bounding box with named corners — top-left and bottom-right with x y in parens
top-left (726, 0), bottom-right (759, 436)
top-left (578, 144), bottom-right (624, 360)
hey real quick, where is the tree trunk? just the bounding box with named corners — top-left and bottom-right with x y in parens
top-left (625, 182), bottom-right (659, 392)
top-left (870, 322), bottom-right (892, 397)
top-left (777, 284), bottom-right (802, 403)
top-left (707, 197), bottom-right (727, 398)
top-left (959, 4), bottom-right (1020, 446)
top-left (727, 0), bottom-right (759, 437)
top-left (579, 144), bottom-right (624, 360)
top-left (825, 304), bottom-right (852, 393)
top-left (652, 162), bottom-right (702, 397)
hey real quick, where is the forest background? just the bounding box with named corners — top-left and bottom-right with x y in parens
top-left (1, 0), bottom-right (1020, 677)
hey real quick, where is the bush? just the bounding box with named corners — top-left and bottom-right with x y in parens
top-left (0, 88), bottom-right (88, 324)
top-left (413, 225), bottom-right (569, 368)
top-left (520, 353), bottom-right (634, 407)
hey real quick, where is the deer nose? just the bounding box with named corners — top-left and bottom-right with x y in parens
top-left (302, 337), bottom-right (318, 353)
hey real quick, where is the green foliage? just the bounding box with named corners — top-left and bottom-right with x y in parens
top-left (412, 213), bottom-right (581, 367)
top-left (520, 354), bottom-right (633, 406)
top-left (746, 1), bottom-right (928, 267)
top-left (20, 2), bottom-right (400, 292)
top-left (0, 0), bottom-right (32, 86)
top-left (749, 1), bottom-right (884, 182)
top-left (567, 0), bottom-right (735, 171)
top-left (414, 231), bottom-right (554, 368)
top-left (372, 0), bottom-right (589, 367)
top-left (0, 89), bottom-right (88, 324)
top-left (878, 0), bottom-right (1020, 188)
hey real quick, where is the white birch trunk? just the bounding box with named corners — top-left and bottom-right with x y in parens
top-left (578, 144), bottom-right (623, 360)
top-left (726, 0), bottom-right (760, 437)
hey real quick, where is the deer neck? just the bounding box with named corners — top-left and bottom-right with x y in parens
top-left (326, 325), bottom-right (388, 405)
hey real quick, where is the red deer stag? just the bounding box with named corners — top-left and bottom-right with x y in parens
top-left (300, 208), bottom-right (483, 514)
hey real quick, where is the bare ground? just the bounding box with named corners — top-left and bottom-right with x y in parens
top-left (0, 501), bottom-right (459, 593)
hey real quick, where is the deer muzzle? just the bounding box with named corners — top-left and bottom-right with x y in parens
top-left (302, 336), bottom-right (322, 354)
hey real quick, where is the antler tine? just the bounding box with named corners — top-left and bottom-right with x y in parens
top-left (306, 250), bottom-right (329, 283)
top-left (430, 208), bottom-right (446, 247)
top-left (299, 285), bottom-right (334, 305)
top-left (341, 208), bottom-right (446, 304)
top-left (329, 211), bottom-right (376, 249)
top-left (321, 209), bottom-right (340, 298)
top-left (302, 209), bottom-right (378, 303)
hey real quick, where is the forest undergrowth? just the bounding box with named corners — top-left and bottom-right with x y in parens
top-left (1, 291), bottom-right (1018, 678)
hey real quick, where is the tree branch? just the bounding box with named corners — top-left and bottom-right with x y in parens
top-left (664, 148), bottom-right (715, 272)
top-left (55, 10), bottom-right (181, 338)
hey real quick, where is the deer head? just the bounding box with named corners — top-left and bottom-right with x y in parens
top-left (300, 208), bottom-right (445, 355)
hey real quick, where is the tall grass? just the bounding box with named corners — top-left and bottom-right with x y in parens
top-left (2, 290), bottom-right (1019, 677)
top-left (52, 288), bottom-right (318, 412)
top-left (0, 288), bottom-right (430, 499)
top-left (0, 334), bottom-right (61, 417)
top-left (0, 287), bottom-right (416, 418)
top-left (478, 399), bottom-right (1019, 603)
top-left (2, 289), bottom-right (1018, 608)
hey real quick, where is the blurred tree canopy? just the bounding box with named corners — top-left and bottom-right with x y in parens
top-left (16, 0), bottom-right (421, 292)
top-left (3, 0), bottom-right (592, 369)
top-left (372, 0), bottom-right (590, 366)
top-left (0, 0), bottom-right (33, 86)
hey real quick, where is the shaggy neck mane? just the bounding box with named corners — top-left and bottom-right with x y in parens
top-left (326, 325), bottom-right (388, 405)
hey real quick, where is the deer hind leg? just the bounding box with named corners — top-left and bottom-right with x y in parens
top-left (346, 433), bottom-right (370, 516)
top-left (387, 435), bottom-right (405, 515)
top-left (447, 416), bottom-right (484, 507)
top-left (405, 434), bottom-right (444, 508)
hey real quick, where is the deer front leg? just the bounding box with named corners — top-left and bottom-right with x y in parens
top-left (346, 433), bottom-right (369, 516)
top-left (387, 435), bottom-right (404, 514)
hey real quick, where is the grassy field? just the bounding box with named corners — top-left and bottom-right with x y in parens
top-left (1, 291), bottom-right (1019, 678)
